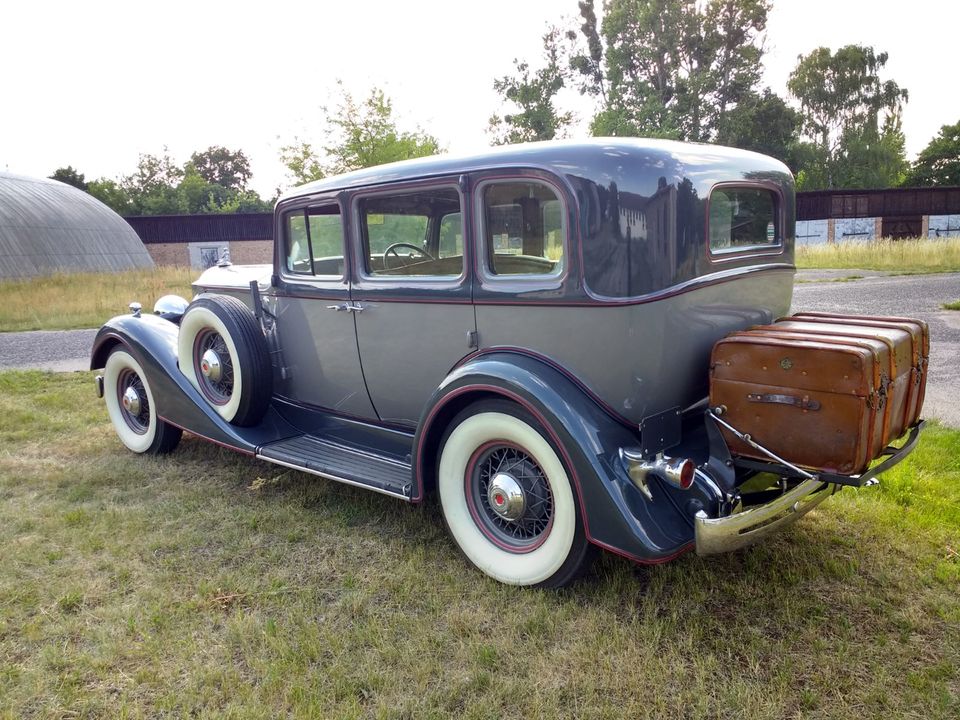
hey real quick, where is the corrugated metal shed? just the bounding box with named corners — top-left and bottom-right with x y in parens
top-left (0, 172), bottom-right (154, 279)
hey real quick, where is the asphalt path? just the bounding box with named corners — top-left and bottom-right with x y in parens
top-left (792, 271), bottom-right (960, 428)
top-left (2, 271), bottom-right (958, 426)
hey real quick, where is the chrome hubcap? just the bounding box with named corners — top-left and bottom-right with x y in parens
top-left (121, 386), bottom-right (141, 415)
top-left (487, 472), bottom-right (526, 521)
top-left (200, 349), bottom-right (222, 382)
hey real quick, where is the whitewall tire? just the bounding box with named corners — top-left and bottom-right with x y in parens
top-left (104, 348), bottom-right (181, 454)
top-left (438, 400), bottom-right (592, 587)
top-left (178, 295), bottom-right (272, 427)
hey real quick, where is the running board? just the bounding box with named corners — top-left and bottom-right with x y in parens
top-left (257, 435), bottom-right (412, 500)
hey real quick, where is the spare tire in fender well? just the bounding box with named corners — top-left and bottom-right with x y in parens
top-left (178, 294), bottom-right (272, 427)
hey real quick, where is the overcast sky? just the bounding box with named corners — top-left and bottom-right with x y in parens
top-left (2, 0), bottom-right (958, 197)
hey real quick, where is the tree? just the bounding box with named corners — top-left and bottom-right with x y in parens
top-left (715, 89), bottom-right (801, 165)
top-left (488, 28), bottom-right (574, 145)
top-left (189, 146), bottom-right (253, 191)
top-left (903, 119), bottom-right (960, 187)
top-left (570, 0), bottom-right (771, 141)
top-left (787, 45), bottom-right (908, 188)
top-left (86, 178), bottom-right (132, 215)
top-left (49, 166), bottom-right (87, 191)
top-left (280, 83), bottom-right (443, 184)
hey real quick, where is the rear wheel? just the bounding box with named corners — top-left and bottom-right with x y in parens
top-left (437, 399), bottom-right (592, 587)
top-left (178, 295), bottom-right (272, 426)
top-left (103, 348), bottom-right (181, 454)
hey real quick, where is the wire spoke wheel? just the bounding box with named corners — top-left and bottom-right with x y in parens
top-left (116, 367), bottom-right (150, 434)
top-left (468, 443), bottom-right (554, 552)
top-left (193, 329), bottom-right (235, 405)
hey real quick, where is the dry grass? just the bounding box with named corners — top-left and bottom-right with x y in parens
top-left (0, 268), bottom-right (195, 332)
top-left (0, 370), bottom-right (957, 718)
top-left (796, 237), bottom-right (960, 273)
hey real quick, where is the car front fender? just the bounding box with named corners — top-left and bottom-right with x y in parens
top-left (90, 313), bottom-right (294, 454)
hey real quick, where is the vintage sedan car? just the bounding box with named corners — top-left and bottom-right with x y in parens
top-left (91, 138), bottom-right (923, 587)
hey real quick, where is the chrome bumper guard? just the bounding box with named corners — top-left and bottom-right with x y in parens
top-left (695, 479), bottom-right (836, 555)
top-left (695, 420), bottom-right (925, 555)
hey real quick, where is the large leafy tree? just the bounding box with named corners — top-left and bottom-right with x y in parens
top-left (49, 166), bottom-right (87, 191)
top-left (189, 146), bottom-right (253, 191)
top-left (570, 0), bottom-right (771, 142)
top-left (488, 28), bottom-right (574, 145)
top-left (86, 178), bottom-right (132, 215)
top-left (903, 119), bottom-right (960, 187)
top-left (280, 84), bottom-right (442, 184)
top-left (715, 89), bottom-right (801, 163)
top-left (787, 45), bottom-right (908, 189)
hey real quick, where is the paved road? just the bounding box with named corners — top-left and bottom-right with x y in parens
top-left (793, 271), bottom-right (960, 428)
top-left (0, 328), bottom-right (96, 372)
top-left (2, 272), bottom-right (958, 425)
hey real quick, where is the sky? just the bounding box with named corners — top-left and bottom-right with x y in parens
top-left (2, 0), bottom-right (958, 198)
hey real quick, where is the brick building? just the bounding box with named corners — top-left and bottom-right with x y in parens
top-left (126, 213), bottom-right (273, 269)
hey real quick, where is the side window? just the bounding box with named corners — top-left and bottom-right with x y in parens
top-left (438, 212), bottom-right (463, 258)
top-left (482, 181), bottom-right (564, 276)
top-left (360, 188), bottom-right (463, 277)
top-left (284, 204), bottom-right (344, 276)
top-left (709, 187), bottom-right (779, 253)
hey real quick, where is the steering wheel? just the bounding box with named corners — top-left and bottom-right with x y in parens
top-left (383, 242), bottom-right (434, 269)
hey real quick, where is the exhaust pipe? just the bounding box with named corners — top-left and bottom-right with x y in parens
top-left (620, 448), bottom-right (696, 500)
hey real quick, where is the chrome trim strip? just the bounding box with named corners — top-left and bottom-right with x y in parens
top-left (695, 479), bottom-right (836, 555)
top-left (254, 454), bottom-right (412, 501)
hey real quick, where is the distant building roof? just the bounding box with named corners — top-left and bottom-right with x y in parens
top-left (0, 172), bottom-right (154, 279)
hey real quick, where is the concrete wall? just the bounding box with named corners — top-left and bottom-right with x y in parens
top-left (928, 214), bottom-right (960, 239)
top-left (146, 239), bottom-right (272, 269)
top-left (796, 219), bottom-right (829, 245)
top-left (834, 217), bottom-right (877, 241)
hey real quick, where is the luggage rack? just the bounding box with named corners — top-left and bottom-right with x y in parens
top-left (708, 409), bottom-right (926, 489)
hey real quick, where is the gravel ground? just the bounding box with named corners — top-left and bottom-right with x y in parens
top-left (2, 272), bottom-right (958, 426)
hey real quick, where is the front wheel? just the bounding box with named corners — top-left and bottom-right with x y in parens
top-left (437, 400), bottom-right (593, 587)
top-left (103, 348), bottom-right (182, 454)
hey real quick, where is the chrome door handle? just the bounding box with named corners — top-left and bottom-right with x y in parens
top-left (326, 303), bottom-right (364, 313)
top-left (344, 304), bottom-right (364, 313)
top-left (326, 304), bottom-right (348, 311)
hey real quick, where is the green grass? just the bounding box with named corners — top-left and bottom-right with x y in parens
top-left (1, 370), bottom-right (958, 718)
top-left (0, 268), bottom-right (195, 332)
top-left (796, 237), bottom-right (960, 273)
top-left (944, 300), bottom-right (960, 311)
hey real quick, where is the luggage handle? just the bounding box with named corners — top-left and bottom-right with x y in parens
top-left (746, 393), bottom-right (821, 411)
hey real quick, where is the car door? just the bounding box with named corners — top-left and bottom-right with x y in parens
top-left (350, 180), bottom-right (476, 427)
top-left (272, 197), bottom-right (378, 420)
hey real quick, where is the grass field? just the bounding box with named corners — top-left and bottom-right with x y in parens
top-left (1, 371), bottom-right (957, 718)
top-left (945, 300), bottom-right (960, 311)
top-left (0, 268), bottom-right (194, 332)
top-left (796, 237), bottom-right (960, 273)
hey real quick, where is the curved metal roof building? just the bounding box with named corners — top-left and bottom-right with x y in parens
top-left (0, 172), bottom-right (153, 279)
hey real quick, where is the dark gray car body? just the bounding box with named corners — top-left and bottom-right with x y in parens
top-left (92, 138), bottom-right (803, 564)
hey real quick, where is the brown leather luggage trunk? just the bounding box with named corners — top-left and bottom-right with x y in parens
top-left (709, 334), bottom-right (886, 476)
top-left (767, 320), bottom-right (915, 440)
top-left (788, 313), bottom-right (928, 427)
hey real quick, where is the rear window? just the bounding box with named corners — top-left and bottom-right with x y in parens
top-left (709, 187), bottom-right (779, 253)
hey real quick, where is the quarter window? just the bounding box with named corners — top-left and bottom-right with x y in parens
top-left (360, 188), bottom-right (463, 277)
top-left (284, 205), bottom-right (344, 276)
top-left (709, 187), bottom-right (779, 253)
top-left (482, 181), bottom-right (564, 276)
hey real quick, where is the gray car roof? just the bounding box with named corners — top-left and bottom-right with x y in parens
top-left (278, 137), bottom-right (791, 202)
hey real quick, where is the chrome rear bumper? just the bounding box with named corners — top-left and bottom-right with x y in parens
top-left (694, 479), bottom-right (837, 555)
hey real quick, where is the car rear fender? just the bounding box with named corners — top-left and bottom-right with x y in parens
top-left (414, 351), bottom-right (711, 564)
